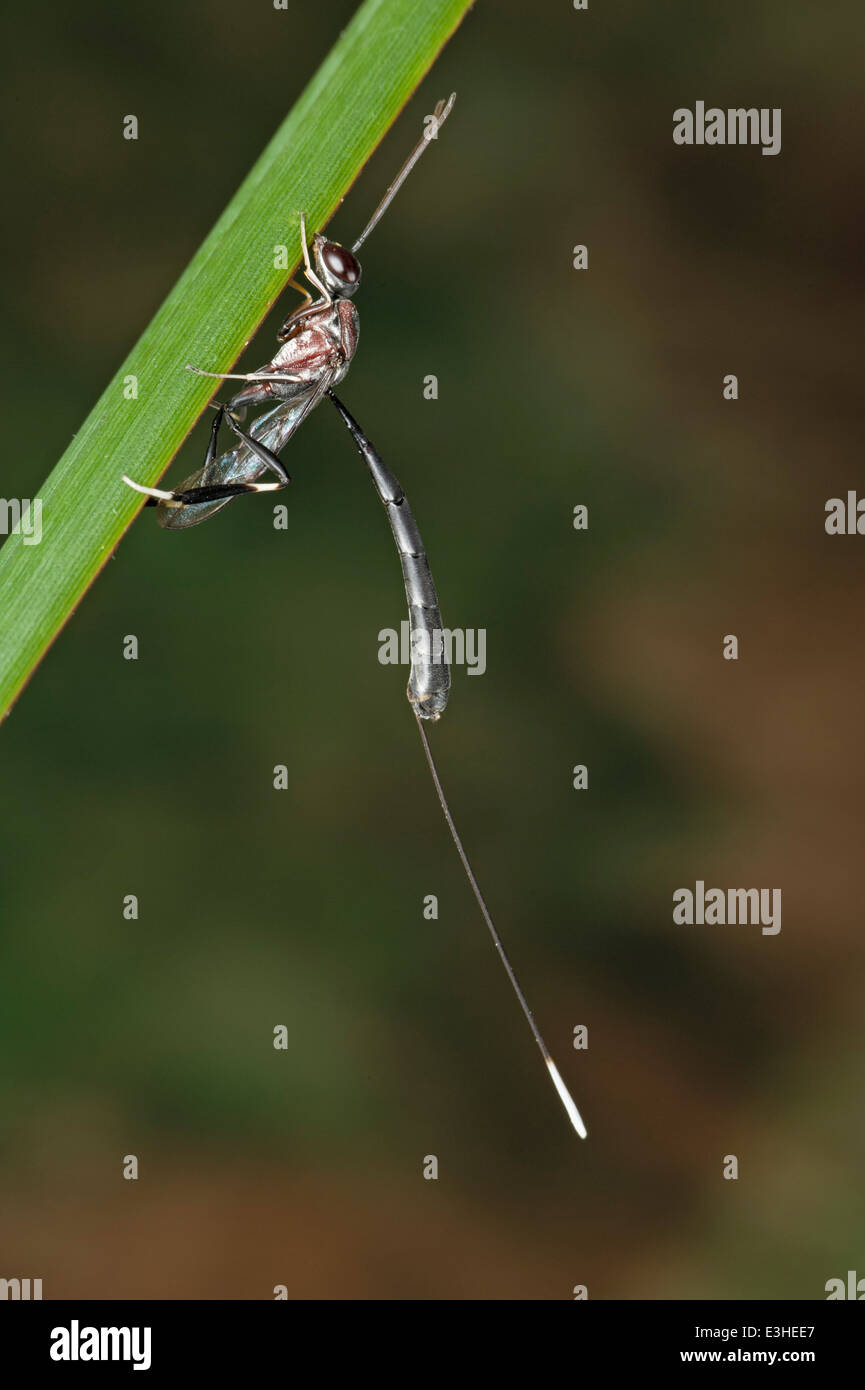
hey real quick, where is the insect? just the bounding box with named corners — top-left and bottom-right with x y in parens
top-left (124, 95), bottom-right (587, 1139)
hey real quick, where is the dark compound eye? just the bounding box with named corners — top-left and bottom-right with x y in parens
top-left (321, 242), bottom-right (360, 284)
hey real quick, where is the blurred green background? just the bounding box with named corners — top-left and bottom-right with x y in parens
top-left (1, 0), bottom-right (863, 1299)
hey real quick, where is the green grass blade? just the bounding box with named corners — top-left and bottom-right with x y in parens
top-left (0, 0), bottom-right (471, 720)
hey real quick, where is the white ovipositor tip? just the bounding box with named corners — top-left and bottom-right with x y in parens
top-left (545, 1059), bottom-right (588, 1139)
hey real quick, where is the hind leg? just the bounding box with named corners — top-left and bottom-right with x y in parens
top-left (123, 409), bottom-right (291, 510)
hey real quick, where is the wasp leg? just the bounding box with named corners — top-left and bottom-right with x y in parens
top-left (122, 406), bottom-right (291, 510)
top-left (122, 406), bottom-right (226, 505)
top-left (123, 476), bottom-right (287, 507)
top-left (186, 363), bottom-right (309, 415)
top-left (185, 365), bottom-right (305, 384)
top-left (299, 211), bottom-right (331, 302)
top-left (287, 277), bottom-right (313, 306)
top-left (202, 404), bottom-right (225, 465)
top-left (221, 408), bottom-right (291, 484)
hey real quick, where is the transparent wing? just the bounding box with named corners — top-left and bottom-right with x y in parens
top-left (159, 371), bottom-right (337, 531)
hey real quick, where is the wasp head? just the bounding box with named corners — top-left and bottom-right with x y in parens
top-left (313, 235), bottom-right (362, 297)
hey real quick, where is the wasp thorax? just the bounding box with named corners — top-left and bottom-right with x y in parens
top-left (315, 237), bottom-right (362, 297)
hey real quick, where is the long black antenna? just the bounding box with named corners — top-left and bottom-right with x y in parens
top-left (413, 708), bottom-right (588, 1139)
top-left (352, 94), bottom-right (457, 254)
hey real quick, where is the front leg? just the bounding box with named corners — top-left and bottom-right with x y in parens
top-left (298, 211), bottom-right (331, 302)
